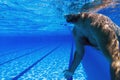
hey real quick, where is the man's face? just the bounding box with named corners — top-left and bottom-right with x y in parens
top-left (64, 14), bottom-right (79, 23)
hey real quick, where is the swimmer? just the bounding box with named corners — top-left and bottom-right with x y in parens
top-left (63, 12), bottom-right (120, 80)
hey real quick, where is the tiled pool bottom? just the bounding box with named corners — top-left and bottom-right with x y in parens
top-left (0, 42), bottom-right (87, 80)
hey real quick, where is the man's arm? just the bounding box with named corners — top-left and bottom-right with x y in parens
top-left (64, 28), bottom-right (85, 79)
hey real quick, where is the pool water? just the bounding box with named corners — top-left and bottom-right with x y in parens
top-left (0, 0), bottom-right (120, 80)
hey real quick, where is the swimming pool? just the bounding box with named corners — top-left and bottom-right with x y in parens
top-left (0, 0), bottom-right (120, 80)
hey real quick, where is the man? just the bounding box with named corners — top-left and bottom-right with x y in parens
top-left (63, 12), bottom-right (120, 80)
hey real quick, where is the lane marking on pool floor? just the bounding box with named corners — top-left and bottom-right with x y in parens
top-left (12, 45), bottom-right (60, 80)
top-left (0, 46), bottom-right (47, 66)
top-left (0, 44), bottom-right (47, 57)
top-left (0, 48), bottom-right (25, 57)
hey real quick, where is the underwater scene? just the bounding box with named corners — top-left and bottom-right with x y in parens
top-left (0, 0), bottom-right (120, 80)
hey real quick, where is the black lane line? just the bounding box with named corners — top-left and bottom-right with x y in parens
top-left (0, 44), bottom-right (46, 57)
top-left (0, 47), bottom-right (34, 57)
top-left (0, 46), bottom-right (46, 66)
top-left (0, 48), bottom-right (22, 57)
top-left (12, 46), bottom-right (60, 80)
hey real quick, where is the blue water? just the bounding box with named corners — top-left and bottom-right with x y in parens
top-left (0, 0), bottom-right (120, 80)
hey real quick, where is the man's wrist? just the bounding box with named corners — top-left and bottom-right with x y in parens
top-left (68, 69), bottom-right (74, 75)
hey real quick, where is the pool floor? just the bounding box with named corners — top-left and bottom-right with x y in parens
top-left (0, 41), bottom-right (87, 80)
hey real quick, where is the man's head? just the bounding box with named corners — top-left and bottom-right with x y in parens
top-left (64, 14), bottom-right (80, 23)
top-left (64, 12), bottom-right (90, 24)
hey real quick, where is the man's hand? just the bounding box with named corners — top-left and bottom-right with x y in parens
top-left (63, 70), bottom-right (73, 79)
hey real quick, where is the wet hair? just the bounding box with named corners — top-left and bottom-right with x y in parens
top-left (65, 14), bottom-right (80, 23)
